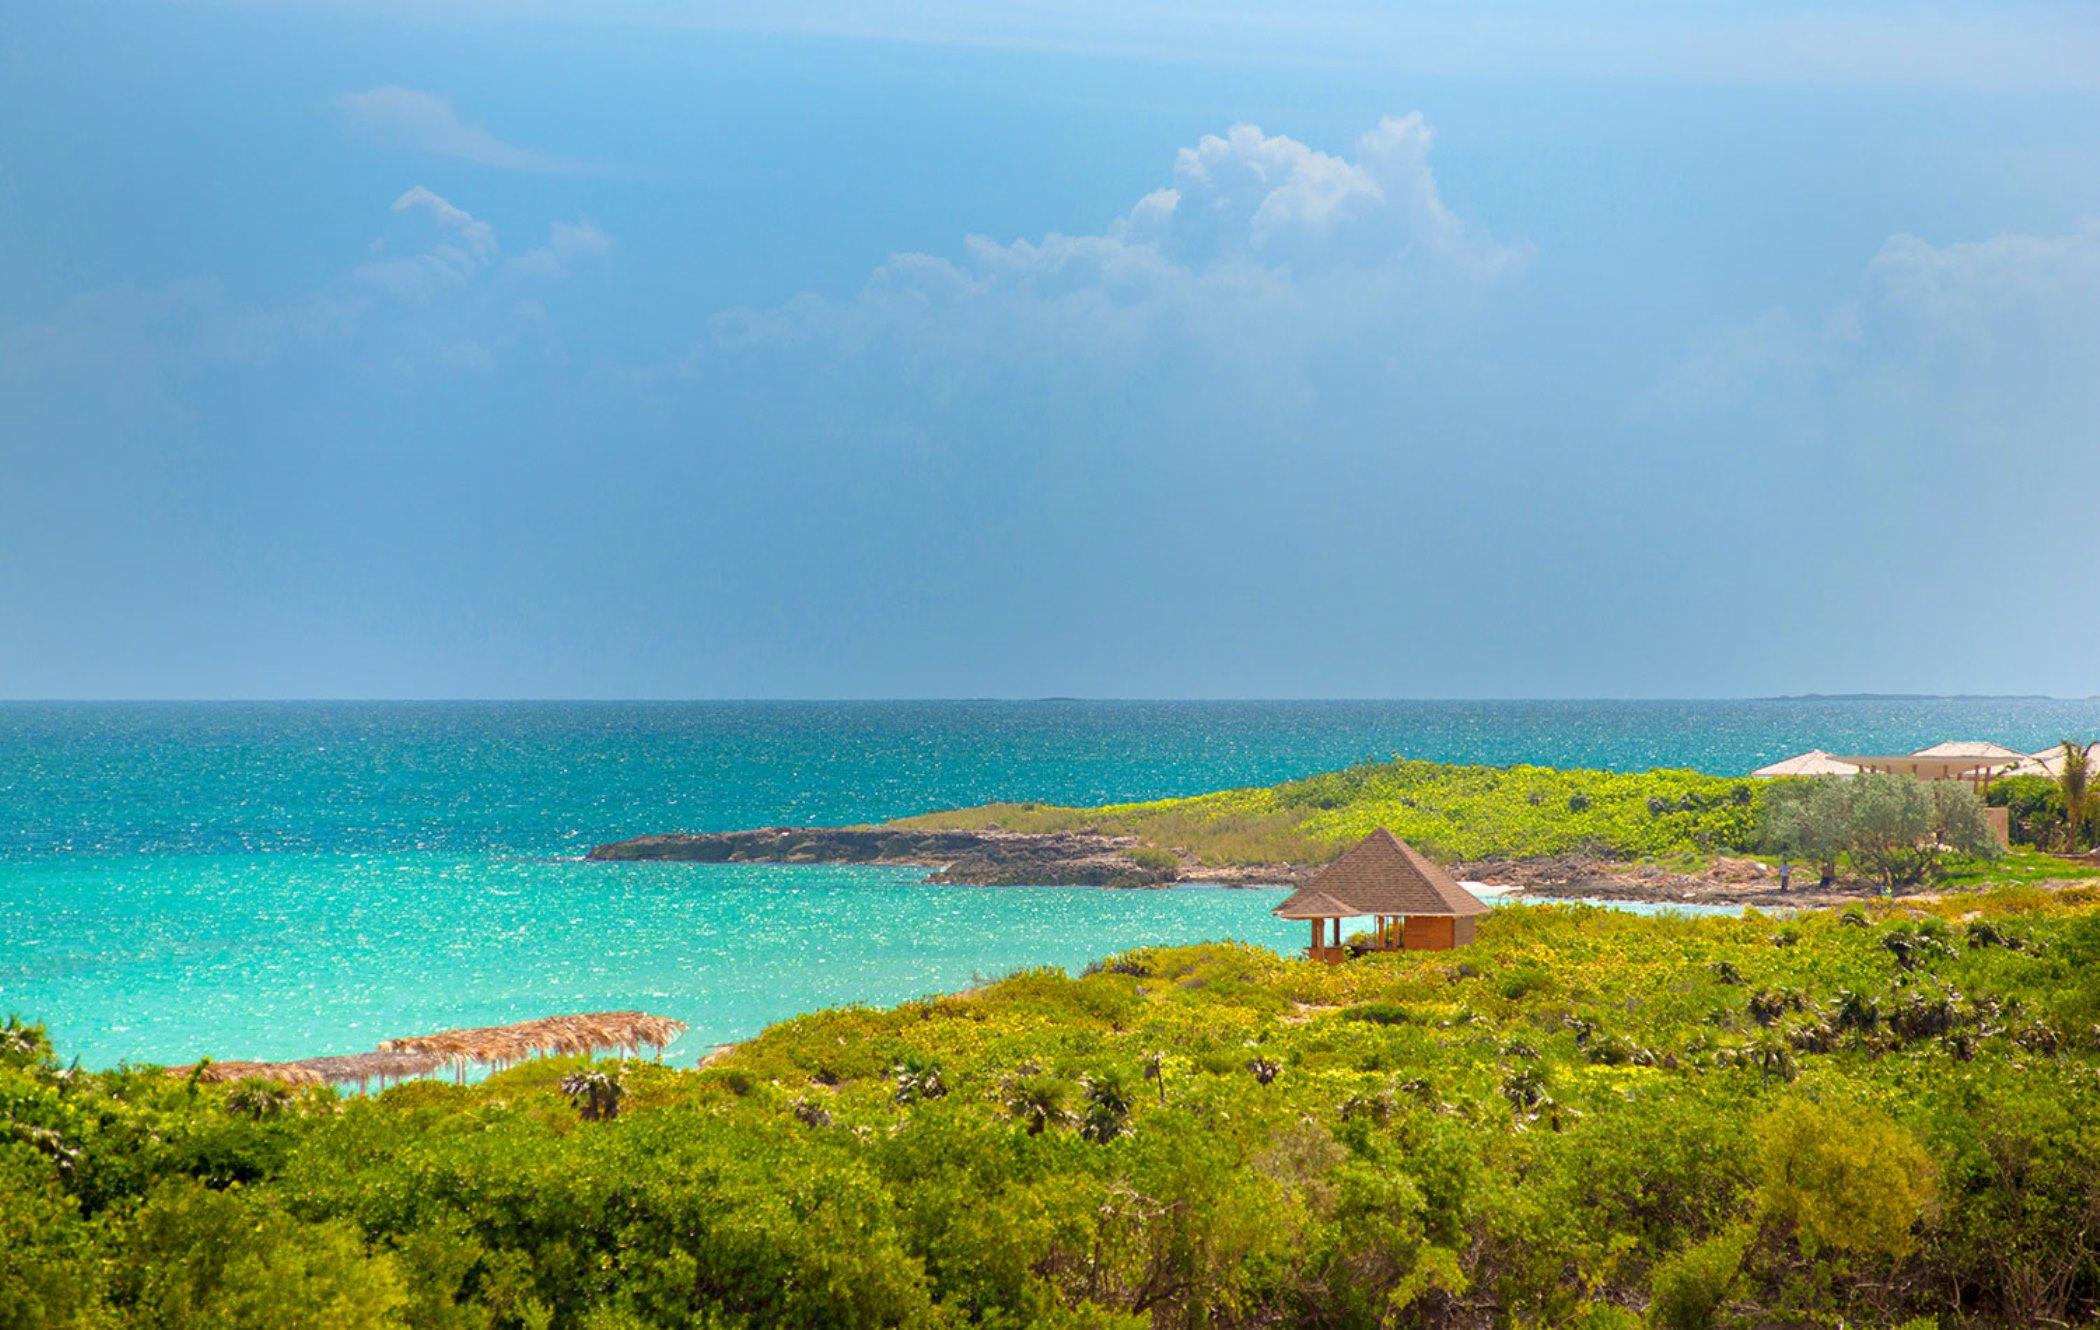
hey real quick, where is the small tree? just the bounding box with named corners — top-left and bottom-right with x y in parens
top-left (1845, 774), bottom-right (1934, 889)
top-left (2059, 740), bottom-right (2094, 852)
top-left (999, 1071), bottom-right (1074, 1136)
top-left (1078, 1072), bottom-right (1132, 1143)
top-left (1845, 773), bottom-right (1998, 889)
top-left (1760, 773), bottom-right (1997, 890)
top-left (1759, 777), bottom-right (1847, 881)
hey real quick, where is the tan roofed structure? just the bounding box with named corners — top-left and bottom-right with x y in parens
top-left (1912, 741), bottom-right (2027, 761)
top-left (1835, 754), bottom-right (2019, 785)
top-left (2009, 742), bottom-right (2095, 780)
top-left (1751, 750), bottom-right (1862, 778)
top-left (1272, 829), bottom-right (1486, 962)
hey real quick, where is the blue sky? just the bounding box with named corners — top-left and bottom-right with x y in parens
top-left (3, 1), bottom-right (2097, 699)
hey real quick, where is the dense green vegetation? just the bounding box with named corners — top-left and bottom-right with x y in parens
top-left (1990, 771), bottom-right (2100, 853)
top-left (896, 759), bottom-right (1766, 865)
top-left (899, 759), bottom-right (2100, 892)
top-left (11, 892), bottom-right (2100, 1327)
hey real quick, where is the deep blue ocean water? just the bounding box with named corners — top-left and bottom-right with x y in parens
top-left (6, 699), bottom-right (2095, 1067)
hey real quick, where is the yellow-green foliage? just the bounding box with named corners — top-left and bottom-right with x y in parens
top-left (1754, 1098), bottom-right (1935, 1259)
top-left (10, 890), bottom-right (2100, 1326)
top-left (898, 758), bottom-right (1763, 864)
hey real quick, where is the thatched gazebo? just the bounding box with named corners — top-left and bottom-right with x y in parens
top-left (1273, 828), bottom-right (1487, 962)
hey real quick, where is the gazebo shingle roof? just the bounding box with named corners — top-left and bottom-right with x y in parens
top-left (1273, 829), bottom-right (1486, 920)
top-left (1270, 886), bottom-right (1360, 920)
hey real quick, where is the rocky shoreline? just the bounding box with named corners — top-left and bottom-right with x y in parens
top-left (586, 827), bottom-right (1191, 888)
top-left (585, 825), bottom-right (1901, 905)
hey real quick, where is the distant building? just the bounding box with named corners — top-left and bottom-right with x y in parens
top-left (1273, 828), bottom-right (1487, 962)
top-left (1757, 740), bottom-right (2035, 848)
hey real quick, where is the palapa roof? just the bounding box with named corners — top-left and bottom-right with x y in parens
top-left (1272, 829), bottom-right (1486, 920)
top-left (380, 1011), bottom-right (686, 1064)
top-left (164, 1059), bottom-right (328, 1086)
top-left (164, 1010), bottom-right (688, 1091)
top-left (1912, 740), bottom-right (2028, 760)
top-left (1750, 749), bottom-right (1862, 778)
top-left (288, 1051), bottom-right (448, 1084)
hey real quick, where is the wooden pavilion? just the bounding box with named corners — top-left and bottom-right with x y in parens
top-left (1273, 828), bottom-right (1488, 962)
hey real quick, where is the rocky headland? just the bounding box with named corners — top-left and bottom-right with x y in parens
top-left (585, 826), bottom-right (1209, 888)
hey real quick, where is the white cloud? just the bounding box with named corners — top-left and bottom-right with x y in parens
top-left (1, 190), bottom-right (609, 381)
top-left (691, 113), bottom-right (1521, 376)
top-left (1862, 222), bottom-right (2100, 348)
top-left (1647, 220), bottom-right (2100, 422)
top-left (335, 86), bottom-right (580, 174)
top-left (1163, 115), bottom-right (1465, 258)
top-left (510, 220), bottom-right (614, 279)
top-left (350, 186), bottom-right (502, 300)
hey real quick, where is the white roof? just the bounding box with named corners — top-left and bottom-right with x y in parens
top-left (1751, 749), bottom-right (1862, 778)
top-left (2012, 741), bottom-right (2095, 779)
top-left (1912, 740), bottom-right (2028, 760)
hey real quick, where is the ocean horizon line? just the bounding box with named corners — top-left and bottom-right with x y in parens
top-left (0, 692), bottom-right (2088, 706)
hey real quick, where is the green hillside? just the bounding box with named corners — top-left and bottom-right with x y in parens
top-left (894, 758), bottom-right (1766, 865)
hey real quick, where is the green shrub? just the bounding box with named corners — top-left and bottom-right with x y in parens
top-left (0, 1143), bottom-right (105, 1330)
top-left (1754, 1098), bottom-right (1935, 1259)
top-left (1648, 1224), bottom-right (1749, 1330)
top-left (1339, 1002), bottom-right (1413, 1026)
top-left (114, 1179), bottom-right (409, 1328)
top-left (1989, 775), bottom-right (2072, 849)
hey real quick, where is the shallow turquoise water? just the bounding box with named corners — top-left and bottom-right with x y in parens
top-left (5, 700), bottom-right (2093, 1067)
top-left (4, 853), bottom-right (1300, 1065)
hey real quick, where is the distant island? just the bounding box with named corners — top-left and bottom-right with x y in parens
top-left (1755, 692), bottom-right (2059, 701)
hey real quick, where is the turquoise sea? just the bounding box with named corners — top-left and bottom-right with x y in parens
top-left (6, 699), bottom-right (2097, 1068)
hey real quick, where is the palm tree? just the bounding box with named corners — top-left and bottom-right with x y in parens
top-left (560, 1068), bottom-right (624, 1121)
top-left (999, 1072), bottom-right (1074, 1136)
top-left (2060, 740), bottom-right (2094, 852)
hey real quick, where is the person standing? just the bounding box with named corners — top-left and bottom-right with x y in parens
top-left (1779, 860), bottom-right (1791, 894)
